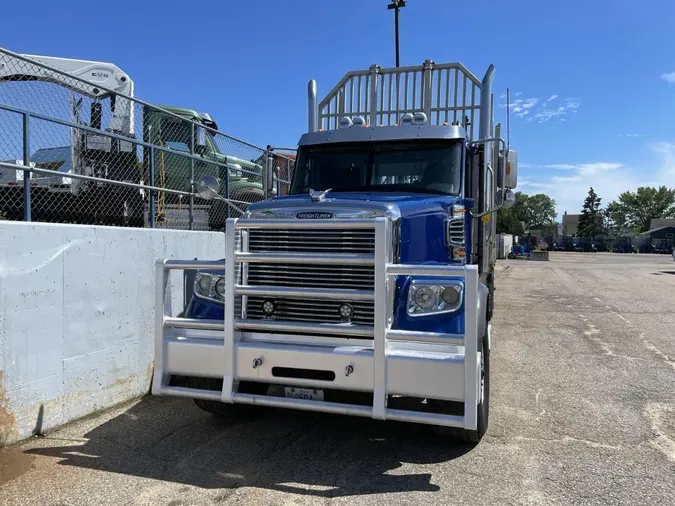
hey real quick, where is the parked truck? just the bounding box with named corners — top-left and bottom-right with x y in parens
top-left (0, 49), bottom-right (265, 228)
top-left (153, 59), bottom-right (518, 443)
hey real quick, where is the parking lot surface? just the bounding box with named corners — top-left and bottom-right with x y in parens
top-left (1, 252), bottom-right (674, 505)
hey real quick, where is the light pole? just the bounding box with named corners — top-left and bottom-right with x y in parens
top-left (387, 0), bottom-right (406, 67)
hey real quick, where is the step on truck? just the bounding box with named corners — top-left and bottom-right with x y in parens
top-left (153, 59), bottom-right (518, 442)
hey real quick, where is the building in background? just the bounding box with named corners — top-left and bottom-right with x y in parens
top-left (650, 218), bottom-right (675, 230)
top-left (641, 225), bottom-right (675, 240)
top-left (562, 212), bottom-right (580, 236)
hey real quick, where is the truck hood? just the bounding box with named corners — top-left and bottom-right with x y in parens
top-left (247, 192), bottom-right (462, 220)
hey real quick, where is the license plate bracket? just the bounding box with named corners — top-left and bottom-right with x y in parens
top-left (284, 386), bottom-right (324, 401)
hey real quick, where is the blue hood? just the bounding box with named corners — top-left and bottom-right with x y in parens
top-left (251, 192), bottom-right (462, 220)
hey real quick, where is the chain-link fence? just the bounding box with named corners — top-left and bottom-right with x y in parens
top-left (0, 47), bottom-right (295, 230)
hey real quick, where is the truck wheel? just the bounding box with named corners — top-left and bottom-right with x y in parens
top-left (508, 252), bottom-right (515, 259)
top-left (432, 329), bottom-right (490, 443)
top-left (189, 377), bottom-right (268, 417)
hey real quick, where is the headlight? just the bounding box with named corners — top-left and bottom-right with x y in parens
top-left (194, 272), bottom-right (225, 302)
top-left (407, 280), bottom-right (463, 316)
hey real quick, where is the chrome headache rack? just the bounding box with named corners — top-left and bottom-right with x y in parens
top-left (154, 217), bottom-right (481, 430)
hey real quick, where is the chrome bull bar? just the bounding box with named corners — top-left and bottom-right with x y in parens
top-left (153, 217), bottom-right (480, 430)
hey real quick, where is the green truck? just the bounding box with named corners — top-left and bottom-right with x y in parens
top-left (142, 105), bottom-right (266, 230)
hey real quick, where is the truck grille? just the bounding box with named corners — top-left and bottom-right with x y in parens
top-left (247, 229), bottom-right (375, 254)
top-left (244, 227), bottom-right (375, 330)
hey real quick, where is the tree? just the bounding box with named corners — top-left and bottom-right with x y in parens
top-left (519, 193), bottom-right (557, 233)
top-left (577, 187), bottom-right (603, 237)
top-left (606, 186), bottom-right (675, 233)
top-left (496, 192), bottom-right (557, 235)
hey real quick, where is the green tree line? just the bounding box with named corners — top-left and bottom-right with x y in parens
top-left (497, 185), bottom-right (675, 236)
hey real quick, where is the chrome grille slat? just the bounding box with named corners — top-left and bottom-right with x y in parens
top-left (244, 226), bottom-right (376, 331)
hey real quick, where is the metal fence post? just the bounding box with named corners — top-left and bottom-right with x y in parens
top-left (189, 122), bottom-right (195, 230)
top-left (22, 113), bottom-right (31, 221)
top-left (149, 145), bottom-right (155, 228)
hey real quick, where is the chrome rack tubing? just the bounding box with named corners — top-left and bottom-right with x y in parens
top-left (152, 260), bottom-right (170, 395)
top-left (222, 218), bottom-right (239, 403)
top-left (372, 217), bottom-right (391, 420)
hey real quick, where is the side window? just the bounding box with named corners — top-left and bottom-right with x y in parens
top-left (160, 117), bottom-right (192, 152)
top-left (666, 233), bottom-right (674, 238)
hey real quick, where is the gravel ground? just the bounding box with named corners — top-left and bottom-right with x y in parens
top-left (1, 252), bottom-right (674, 505)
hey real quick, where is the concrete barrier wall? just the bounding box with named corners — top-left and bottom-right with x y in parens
top-left (0, 221), bottom-right (224, 444)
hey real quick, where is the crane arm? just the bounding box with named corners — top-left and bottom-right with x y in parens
top-left (0, 52), bottom-right (135, 134)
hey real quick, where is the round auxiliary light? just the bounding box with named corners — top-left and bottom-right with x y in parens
top-left (414, 286), bottom-right (436, 310)
top-left (262, 300), bottom-right (275, 316)
top-left (215, 278), bottom-right (226, 297)
top-left (441, 286), bottom-right (460, 305)
top-left (198, 276), bottom-right (211, 293)
top-left (339, 303), bottom-right (354, 320)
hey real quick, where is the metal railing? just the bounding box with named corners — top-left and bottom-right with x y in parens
top-left (0, 47), bottom-right (295, 229)
top-left (318, 60), bottom-right (484, 140)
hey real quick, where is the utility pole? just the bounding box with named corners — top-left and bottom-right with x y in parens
top-left (387, 0), bottom-right (406, 67)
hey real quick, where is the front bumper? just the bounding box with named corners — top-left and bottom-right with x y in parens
top-left (153, 217), bottom-right (481, 430)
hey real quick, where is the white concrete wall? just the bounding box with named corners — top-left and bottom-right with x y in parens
top-left (0, 221), bottom-right (224, 444)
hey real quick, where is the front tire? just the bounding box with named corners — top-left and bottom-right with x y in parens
top-left (189, 377), bottom-right (268, 418)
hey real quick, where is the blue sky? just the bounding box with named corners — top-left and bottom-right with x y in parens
top-left (2, 0), bottom-right (675, 216)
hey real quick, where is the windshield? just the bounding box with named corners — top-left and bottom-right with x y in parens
top-left (291, 140), bottom-right (463, 195)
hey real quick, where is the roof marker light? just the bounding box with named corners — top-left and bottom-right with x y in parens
top-left (352, 116), bottom-right (366, 127)
top-left (338, 116), bottom-right (353, 129)
top-left (400, 113), bottom-right (414, 126)
top-left (412, 112), bottom-right (427, 125)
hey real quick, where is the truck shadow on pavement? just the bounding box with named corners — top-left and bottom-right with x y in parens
top-left (24, 396), bottom-right (473, 497)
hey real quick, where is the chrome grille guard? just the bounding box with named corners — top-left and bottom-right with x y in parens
top-left (153, 217), bottom-right (481, 431)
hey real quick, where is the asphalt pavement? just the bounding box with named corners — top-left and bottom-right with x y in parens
top-left (1, 252), bottom-right (674, 505)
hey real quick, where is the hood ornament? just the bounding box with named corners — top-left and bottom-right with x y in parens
top-left (309, 188), bottom-right (332, 202)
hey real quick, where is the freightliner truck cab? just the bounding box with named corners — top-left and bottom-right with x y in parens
top-left (153, 59), bottom-right (518, 443)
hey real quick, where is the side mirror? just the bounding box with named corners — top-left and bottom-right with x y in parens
top-left (504, 150), bottom-right (518, 189)
top-left (502, 189), bottom-right (516, 210)
top-left (197, 175), bottom-right (220, 200)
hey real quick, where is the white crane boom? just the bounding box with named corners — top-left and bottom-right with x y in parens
top-left (0, 52), bottom-right (135, 134)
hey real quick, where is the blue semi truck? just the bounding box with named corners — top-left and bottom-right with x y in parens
top-left (153, 59), bottom-right (518, 443)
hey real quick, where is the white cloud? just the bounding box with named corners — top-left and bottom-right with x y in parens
top-left (652, 142), bottom-right (675, 187)
top-left (517, 148), bottom-right (675, 215)
top-left (660, 72), bottom-right (675, 83)
top-left (529, 98), bottom-right (580, 123)
top-left (517, 162), bottom-right (636, 215)
top-left (501, 94), bottom-right (580, 123)
top-left (506, 97), bottom-right (539, 117)
top-left (619, 133), bottom-right (642, 137)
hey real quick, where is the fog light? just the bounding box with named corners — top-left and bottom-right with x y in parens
top-left (441, 286), bottom-right (461, 305)
top-left (339, 303), bottom-right (354, 320)
top-left (215, 278), bottom-right (226, 297)
top-left (198, 276), bottom-right (211, 293)
top-left (262, 300), bottom-right (275, 316)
